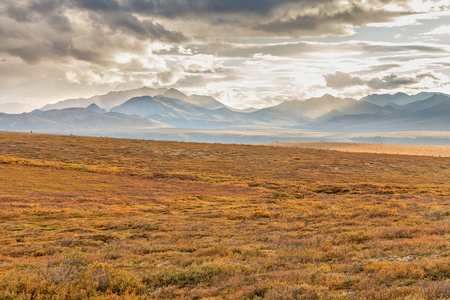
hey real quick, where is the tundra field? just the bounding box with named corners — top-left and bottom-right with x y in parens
top-left (0, 132), bottom-right (449, 299)
top-left (262, 142), bottom-right (450, 158)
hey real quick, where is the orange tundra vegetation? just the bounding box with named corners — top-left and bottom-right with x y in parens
top-left (0, 132), bottom-right (448, 299)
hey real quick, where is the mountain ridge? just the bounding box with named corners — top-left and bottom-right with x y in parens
top-left (0, 88), bottom-right (448, 138)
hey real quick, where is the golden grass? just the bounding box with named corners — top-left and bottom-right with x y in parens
top-left (262, 142), bottom-right (450, 157)
top-left (0, 132), bottom-right (449, 299)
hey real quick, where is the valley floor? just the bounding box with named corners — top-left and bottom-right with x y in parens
top-left (0, 132), bottom-right (448, 299)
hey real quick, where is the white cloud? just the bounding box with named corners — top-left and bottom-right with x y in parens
top-left (424, 24), bottom-right (450, 35)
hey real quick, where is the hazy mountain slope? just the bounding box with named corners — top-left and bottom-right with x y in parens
top-left (360, 92), bottom-right (443, 106)
top-left (411, 100), bottom-right (450, 119)
top-left (162, 89), bottom-right (229, 109)
top-left (247, 107), bottom-right (309, 126)
top-left (0, 113), bottom-right (57, 131)
top-left (30, 109), bottom-right (44, 116)
top-left (262, 94), bottom-right (388, 119)
top-left (111, 96), bottom-right (205, 118)
top-left (0, 103), bottom-right (39, 114)
top-left (208, 107), bottom-right (242, 119)
top-left (400, 94), bottom-right (450, 112)
top-left (41, 87), bottom-right (168, 111)
top-left (38, 108), bottom-right (167, 130)
top-left (313, 99), bottom-right (450, 132)
top-left (148, 115), bottom-right (257, 129)
top-left (311, 113), bottom-right (394, 132)
top-left (4, 90), bottom-right (448, 135)
top-left (189, 94), bottom-right (227, 109)
top-left (110, 95), bottom-right (269, 129)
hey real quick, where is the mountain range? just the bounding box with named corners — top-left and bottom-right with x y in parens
top-left (0, 88), bottom-right (449, 140)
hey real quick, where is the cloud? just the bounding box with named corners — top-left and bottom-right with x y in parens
top-left (324, 71), bottom-right (442, 90)
top-left (256, 3), bottom-right (407, 37)
top-left (153, 55), bottom-right (226, 87)
top-left (367, 73), bottom-right (440, 90)
top-left (101, 13), bottom-right (188, 43)
top-left (3, 0), bottom-right (424, 49)
top-left (156, 65), bottom-right (185, 86)
top-left (0, 0), bottom-right (187, 65)
top-left (74, 0), bottom-right (120, 11)
top-left (126, 0), bottom-right (299, 17)
top-left (424, 25), bottom-right (450, 35)
top-left (324, 71), bottom-right (364, 88)
top-left (6, 1), bottom-right (72, 31)
top-left (0, 0), bottom-right (441, 67)
top-left (367, 74), bottom-right (418, 90)
top-left (363, 64), bottom-right (402, 74)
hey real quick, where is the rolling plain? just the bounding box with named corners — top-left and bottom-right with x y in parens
top-left (0, 132), bottom-right (449, 299)
top-left (262, 142), bottom-right (450, 158)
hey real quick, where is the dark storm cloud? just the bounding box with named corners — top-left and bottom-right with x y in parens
top-left (0, 0), bottom-right (187, 64)
top-left (0, 0), bottom-right (441, 72)
top-left (72, 0), bottom-right (188, 43)
top-left (74, 0), bottom-right (120, 11)
top-left (68, 0), bottom-right (309, 21)
top-left (324, 72), bottom-right (441, 90)
top-left (7, 0), bottom-right (67, 20)
top-left (7, 44), bottom-right (49, 64)
top-left (4, 36), bottom-right (104, 64)
top-left (46, 13), bottom-right (71, 32)
top-left (29, 0), bottom-right (62, 13)
top-left (5, 1), bottom-right (72, 33)
top-left (6, 4), bottom-right (32, 22)
top-left (79, 0), bottom-right (416, 39)
top-left (256, 4), bottom-right (408, 36)
top-left (101, 13), bottom-right (187, 43)
top-left (2, 0), bottom-right (421, 42)
top-left (126, 0), bottom-right (304, 17)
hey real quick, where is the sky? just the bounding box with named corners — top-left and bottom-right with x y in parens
top-left (0, 0), bottom-right (449, 109)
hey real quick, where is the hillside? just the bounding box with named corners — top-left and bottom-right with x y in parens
top-left (0, 132), bottom-right (448, 299)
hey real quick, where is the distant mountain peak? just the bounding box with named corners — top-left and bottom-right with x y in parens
top-left (41, 86), bottom-right (169, 111)
top-left (87, 103), bottom-right (107, 114)
top-left (30, 109), bottom-right (44, 116)
top-left (361, 92), bottom-right (442, 106)
top-left (320, 93), bottom-right (337, 99)
top-left (162, 88), bottom-right (191, 101)
top-left (87, 103), bottom-right (101, 109)
top-left (188, 94), bottom-right (227, 110)
top-left (426, 93), bottom-right (448, 100)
